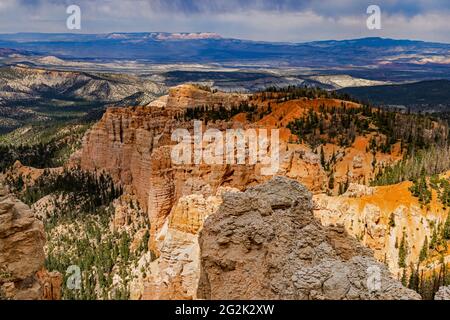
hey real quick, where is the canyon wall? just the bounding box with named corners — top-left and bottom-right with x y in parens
top-left (72, 84), bottom-right (329, 251)
top-left (314, 181), bottom-right (450, 278)
top-left (71, 85), bottom-right (426, 299)
top-left (134, 187), bottom-right (237, 300)
top-left (0, 185), bottom-right (60, 300)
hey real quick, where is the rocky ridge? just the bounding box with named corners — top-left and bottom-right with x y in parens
top-left (197, 176), bottom-right (420, 300)
top-left (0, 65), bottom-right (165, 105)
top-left (0, 184), bottom-right (60, 300)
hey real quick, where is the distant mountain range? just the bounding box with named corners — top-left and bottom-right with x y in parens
top-left (0, 65), bottom-right (166, 133)
top-left (0, 34), bottom-right (450, 82)
top-left (1, 33), bottom-right (450, 117)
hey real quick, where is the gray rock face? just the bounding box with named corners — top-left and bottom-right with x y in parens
top-left (197, 176), bottom-right (420, 300)
top-left (435, 286), bottom-right (450, 300)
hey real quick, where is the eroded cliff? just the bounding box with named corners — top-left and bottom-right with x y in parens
top-left (314, 179), bottom-right (450, 279)
top-left (197, 177), bottom-right (420, 300)
top-left (71, 85), bottom-right (333, 251)
top-left (0, 184), bottom-right (60, 300)
top-left (66, 84), bottom-right (427, 300)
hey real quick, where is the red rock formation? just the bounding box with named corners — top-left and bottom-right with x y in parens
top-left (36, 269), bottom-right (63, 300)
top-left (72, 86), bottom-right (331, 249)
top-left (71, 85), bottom-right (266, 250)
top-left (0, 185), bottom-right (52, 300)
top-left (68, 85), bottom-right (424, 300)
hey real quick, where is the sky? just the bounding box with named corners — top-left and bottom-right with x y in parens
top-left (1, 0), bottom-right (450, 43)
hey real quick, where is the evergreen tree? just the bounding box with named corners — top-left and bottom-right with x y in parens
top-left (444, 213), bottom-right (450, 240)
top-left (430, 226), bottom-right (439, 250)
top-left (398, 232), bottom-right (408, 268)
top-left (328, 172), bottom-right (335, 191)
top-left (320, 146), bottom-right (326, 169)
top-left (389, 213), bottom-right (396, 228)
top-left (401, 268), bottom-right (408, 287)
top-left (419, 237), bottom-right (428, 263)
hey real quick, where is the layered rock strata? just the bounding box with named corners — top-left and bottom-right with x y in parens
top-left (314, 181), bottom-right (450, 277)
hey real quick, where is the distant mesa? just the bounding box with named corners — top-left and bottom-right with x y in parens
top-left (103, 32), bottom-right (222, 41)
top-left (154, 32), bottom-right (222, 40)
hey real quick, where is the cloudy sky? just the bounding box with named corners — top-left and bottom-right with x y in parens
top-left (1, 0), bottom-right (450, 43)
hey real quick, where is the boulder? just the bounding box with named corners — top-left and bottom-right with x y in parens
top-left (197, 177), bottom-right (420, 300)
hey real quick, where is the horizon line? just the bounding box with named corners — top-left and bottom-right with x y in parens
top-left (0, 32), bottom-right (447, 45)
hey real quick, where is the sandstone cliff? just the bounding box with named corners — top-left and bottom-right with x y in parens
top-left (68, 85), bottom-right (417, 300)
top-left (0, 185), bottom-right (54, 300)
top-left (197, 177), bottom-right (420, 300)
top-left (71, 85), bottom-right (329, 251)
top-left (165, 85), bottom-right (248, 112)
top-left (314, 180), bottom-right (450, 278)
top-left (132, 187), bottom-right (238, 300)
